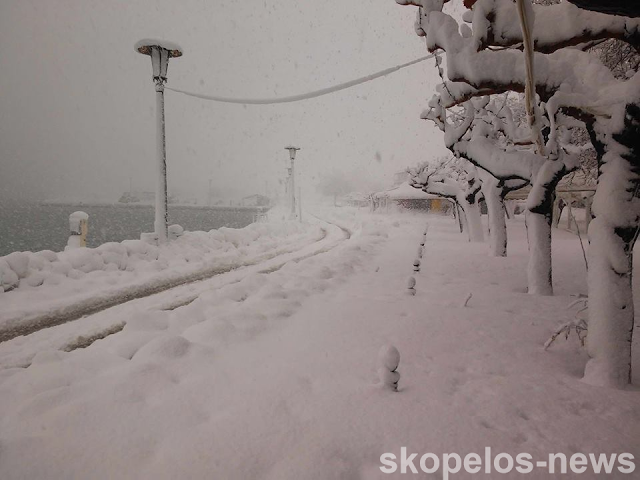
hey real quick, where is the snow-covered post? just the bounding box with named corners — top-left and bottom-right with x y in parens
top-left (135, 40), bottom-right (183, 244)
top-left (66, 211), bottom-right (89, 249)
top-left (168, 224), bottom-right (184, 241)
top-left (285, 146), bottom-right (300, 221)
top-left (413, 258), bottom-right (421, 272)
top-left (407, 276), bottom-right (416, 296)
top-left (155, 78), bottom-right (168, 243)
top-left (378, 345), bottom-right (400, 391)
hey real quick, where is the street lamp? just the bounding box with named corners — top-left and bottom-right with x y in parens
top-left (135, 39), bottom-right (183, 244)
top-left (285, 146), bottom-right (300, 220)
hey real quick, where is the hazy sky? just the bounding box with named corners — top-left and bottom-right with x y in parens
top-left (0, 0), bottom-right (449, 203)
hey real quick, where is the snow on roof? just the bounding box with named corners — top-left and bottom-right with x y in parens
top-left (383, 182), bottom-right (442, 200)
top-left (134, 39), bottom-right (183, 57)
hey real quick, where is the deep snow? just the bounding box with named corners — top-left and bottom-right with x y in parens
top-left (0, 207), bottom-right (637, 479)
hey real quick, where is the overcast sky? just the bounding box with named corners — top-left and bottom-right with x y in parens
top-left (0, 0), bottom-right (450, 203)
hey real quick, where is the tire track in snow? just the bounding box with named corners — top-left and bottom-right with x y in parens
top-left (159, 216), bottom-right (352, 310)
top-left (0, 226), bottom-right (330, 343)
top-left (0, 215), bottom-right (352, 357)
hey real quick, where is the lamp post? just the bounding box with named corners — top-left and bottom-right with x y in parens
top-left (135, 39), bottom-right (183, 244)
top-left (285, 146), bottom-right (300, 221)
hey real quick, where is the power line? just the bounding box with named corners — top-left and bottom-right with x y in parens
top-left (165, 54), bottom-right (434, 105)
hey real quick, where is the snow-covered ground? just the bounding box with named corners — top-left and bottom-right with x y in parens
top-left (0, 207), bottom-right (638, 479)
top-left (0, 217), bottom-right (328, 340)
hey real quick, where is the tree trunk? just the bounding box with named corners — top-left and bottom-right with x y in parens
top-left (524, 159), bottom-right (570, 296)
top-left (455, 203), bottom-right (464, 233)
top-left (552, 197), bottom-right (562, 228)
top-left (583, 107), bottom-right (639, 388)
top-left (583, 215), bottom-right (635, 388)
top-left (486, 193), bottom-right (507, 256)
top-left (525, 207), bottom-right (553, 295)
top-left (584, 196), bottom-right (593, 231)
top-left (460, 198), bottom-right (484, 242)
top-left (481, 173), bottom-right (507, 257)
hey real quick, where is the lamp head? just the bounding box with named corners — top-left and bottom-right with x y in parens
top-left (135, 39), bottom-right (183, 83)
top-left (285, 146), bottom-right (300, 161)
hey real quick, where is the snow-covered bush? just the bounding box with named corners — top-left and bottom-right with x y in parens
top-left (409, 156), bottom-right (485, 243)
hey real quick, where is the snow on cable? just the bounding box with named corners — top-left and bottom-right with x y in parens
top-left (165, 55), bottom-right (434, 105)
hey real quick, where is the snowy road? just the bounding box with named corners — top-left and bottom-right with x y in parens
top-left (0, 213), bottom-right (352, 367)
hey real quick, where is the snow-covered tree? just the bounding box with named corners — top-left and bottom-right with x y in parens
top-left (394, 0), bottom-right (640, 387)
top-left (409, 156), bottom-right (485, 242)
top-left (424, 96), bottom-right (538, 258)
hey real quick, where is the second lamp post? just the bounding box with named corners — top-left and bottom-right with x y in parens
top-left (285, 146), bottom-right (300, 221)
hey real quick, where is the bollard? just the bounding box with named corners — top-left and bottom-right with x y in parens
top-left (407, 276), bottom-right (416, 296)
top-left (417, 246), bottom-right (423, 259)
top-left (378, 345), bottom-right (400, 391)
top-left (168, 224), bottom-right (184, 241)
top-left (67, 211), bottom-right (89, 249)
top-left (413, 259), bottom-right (421, 272)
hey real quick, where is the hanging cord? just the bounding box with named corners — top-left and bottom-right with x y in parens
top-left (515, 0), bottom-right (546, 156)
top-left (165, 55), bottom-right (434, 105)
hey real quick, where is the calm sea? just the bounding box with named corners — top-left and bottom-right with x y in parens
top-left (0, 202), bottom-right (262, 256)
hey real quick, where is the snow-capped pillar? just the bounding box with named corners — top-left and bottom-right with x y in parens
top-left (378, 345), bottom-right (400, 391)
top-left (67, 211), bottom-right (89, 249)
top-left (285, 146), bottom-right (300, 221)
top-left (407, 276), bottom-right (416, 296)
